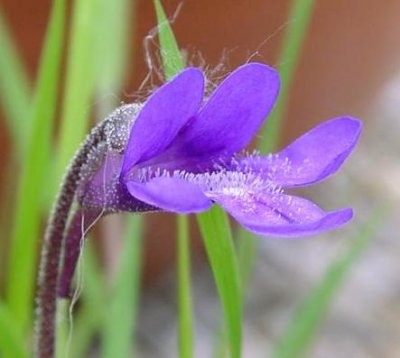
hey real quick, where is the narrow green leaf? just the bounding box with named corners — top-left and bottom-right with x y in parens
top-left (102, 216), bottom-right (143, 358)
top-left (70, 244), bottom-right (107, 358)
top-left (237, 231), bottom-right (257, 288)
top-left (260, 0), bottom-right (315, 153)
top-left (235, 0), bottom-right (316, 322)
top-left (53, 0), bottom-right (127, 354)
top-left (91, 1), bottom-right (142, 356)
top-left (154, 0), bottom-right (185, 78)
top-left (55, 299), bottom-right (70, 358)
top-left (0, 7), bottom-right (31, 155)
top-left (212, 3), bottom-right (317, 354)
top-left (94, 0), bottom-right (135, 114)
top-left (153, 3), bottom-right (242, 357)
top-left (0, 301), bottom-right (28, 358)
top-left (273, 210), bottom-right (384, 358)
top-left (54, 0), bottom-right (99, 187)
top-left (153, 3), bottom-right (195, 358)
top-left (53, 0), bottom-right (111, 347)
top-left (198, 206), bottom-right (242, 358)
top-left (6, 0), bottom-right (66, 333)
top-left (177, 215), bottom-right (194, 358)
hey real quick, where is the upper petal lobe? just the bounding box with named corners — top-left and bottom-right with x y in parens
top-left (239, 117), bottom-right (362, 187)
top-left (121, 67), bottom-right (205, 177)
top-left (166, 63), bottom-right (280, 161)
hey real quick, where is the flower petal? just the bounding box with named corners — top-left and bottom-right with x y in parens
top-left (167, 63), bottom-right (280, 160)
top-left (125, 176), bottom-right (212, 214)
top-left (241, 117), bottom-right (361, 187)
top-left (121, 67), bottom-right (205, 177)
top-left (211, 192), bottom-right (353, 237)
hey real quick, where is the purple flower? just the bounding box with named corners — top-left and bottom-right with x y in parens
top-left (78, 63), bottom-right (361, 237)
top-left (37, 63), bottom-right (361, 356)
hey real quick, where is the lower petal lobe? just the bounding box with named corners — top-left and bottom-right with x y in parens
top-left (212, 192), bottom-right (353, 237)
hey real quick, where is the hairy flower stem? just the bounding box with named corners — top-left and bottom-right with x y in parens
top-left (58, 207), bottom-right (101, 298)
top-left (35, 122), bottom-right (106, 358)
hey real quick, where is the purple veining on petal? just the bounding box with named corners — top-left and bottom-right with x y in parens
top-left (210, 192), bottom-right (354, 237)
top-left (244, 208), bottom-right (354, 237)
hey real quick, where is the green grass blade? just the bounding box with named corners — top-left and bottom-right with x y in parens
top-left (234, 0), bottom-right (316, 325)
top-left (198, 206), bottom-right (242, 358)
top-left (154, 0), bottom-right (185, 78)
top-left (54, 0), bottom-right (99, 186)
top-left (55, 299), bottom-right (70, 358)
top-left (177, 215), bottom-right (194, 358)
top-left (153, 2), bottom-right (196, 357)
top-left (0, 6), bottom-right (31, 275)
top-left (237, 232), bottom-right (257, 288)
top-left (54, 0), bottom-right (122, 350)
top-left (260, 0), bottom-right (315, 153)
top-left (273, 210), bottom-right (385, 358)
top-left (94, 0), bottom-right (135, 114)
top-left (0, 7), bottom-right (31, 154)
top-left (92, 0), bottom-right (141, 356)
top-left (153, 3), bottom-right (242, 357)
top-left (102, 216), bottom-right (143, 358)
top-left (0, 301), bottom-right (28, 358)
top-left (70, 244), bottom-right (107, 358)
top-left (53, 0), bottom-right (108, 346)
top-left (210, 2), bottom-right (323, 347)
top-left (6, 0), bottom-right (66, 333)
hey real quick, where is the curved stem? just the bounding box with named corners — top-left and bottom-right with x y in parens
top-left (35, 168), bottom-right (80, 358)
top-left (35, 123), bottom-right (105, 358)
top-left (58, 207), bottom-right (102, 298)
